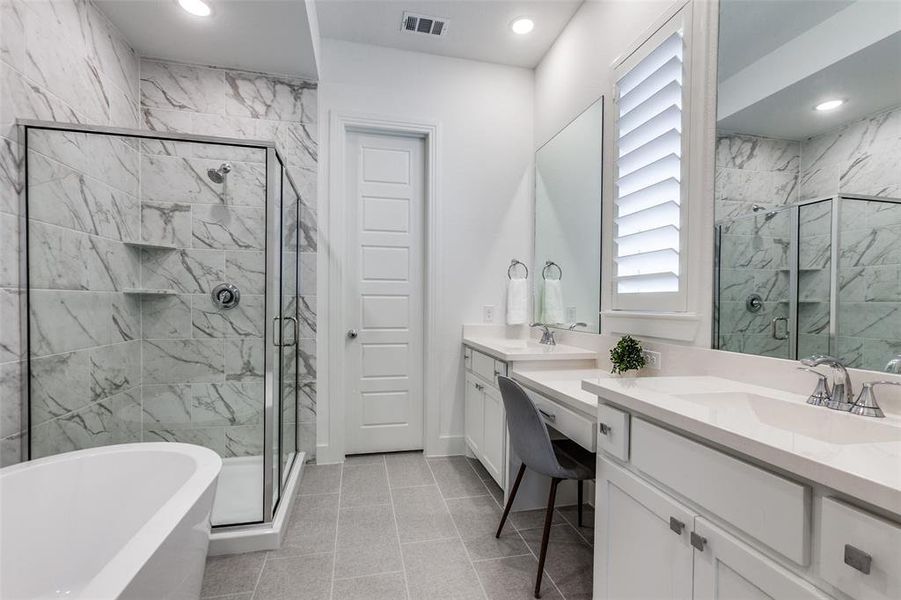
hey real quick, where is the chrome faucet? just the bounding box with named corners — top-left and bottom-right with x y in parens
top-left (567, 322), bottom-right (588, 331)
top-left (885, 354), bottom-right (901, 374)
top-left (800, 355), bottom-right (855, 411)
top-left (849, 381), bottom-right (901, 418)
top-left (530, 323), bottom-right (556, 346)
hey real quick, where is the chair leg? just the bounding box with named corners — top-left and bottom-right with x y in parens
top-left (534, 478), bottom-right (560, 599)
top-left (496, 463), bottom-right (526, 538)
top-left (577, 480), bottom-right (584, 527)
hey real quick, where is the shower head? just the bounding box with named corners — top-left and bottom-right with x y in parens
top-left (207, 162), bottom-right (232, 183)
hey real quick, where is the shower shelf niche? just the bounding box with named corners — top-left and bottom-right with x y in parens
top-left (122, 288), bottom-right (179, 296)
top-left (123, 240), bottom-right (178, 251)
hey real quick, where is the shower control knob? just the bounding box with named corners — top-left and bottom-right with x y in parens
top-left (211, 283), bottom-right (240, 309)
top-left (347, 329), bottom-right (359, 339)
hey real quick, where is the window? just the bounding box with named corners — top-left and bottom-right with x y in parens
top-left (612, 10), bottom-right (689, 311)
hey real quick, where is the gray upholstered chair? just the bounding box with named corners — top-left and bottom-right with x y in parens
top-left (495, 376), bottom-right (596, 598)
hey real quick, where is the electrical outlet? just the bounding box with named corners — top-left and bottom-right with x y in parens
top-left (643, 350), bottom-right (662, 370)
top-left (482, 305), bottom-right (495, 323)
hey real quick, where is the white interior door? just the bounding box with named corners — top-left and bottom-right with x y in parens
top-left (345, 131), bottom-right (425, 454)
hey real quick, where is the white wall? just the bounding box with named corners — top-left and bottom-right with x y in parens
top-left (317, 39), bottom-right (534, 459)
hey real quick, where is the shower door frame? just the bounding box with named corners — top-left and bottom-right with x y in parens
top-left (17, 119), bottom-right (302, 529)
top-left (714, 193), bottom-right (901, 363)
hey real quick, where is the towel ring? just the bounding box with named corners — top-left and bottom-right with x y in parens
top-left (542, 261), bottom-right (562, 281)
top-left (507, 259), bottom-right (529, 280)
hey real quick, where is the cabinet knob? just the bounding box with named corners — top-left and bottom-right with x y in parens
top-left (844, 544), bottom-right (872, 575)
top-left (669, 517), bottom-right (685, 535)
top-left (690, 532), bottom-right (707, 551)
top-left (599, 423), bottom-right (613, 436)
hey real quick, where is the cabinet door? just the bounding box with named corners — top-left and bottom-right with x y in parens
top-left (595, 457), bottom-right (695, 600)
top-left (464, 373), bottom-right (483, 455)
top-left (693, 518), bottom-right (832, 600)
top-left (481, 385), bottom-right (506, 488)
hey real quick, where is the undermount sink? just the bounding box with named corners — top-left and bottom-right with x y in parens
top-left (674, 391), bottom-right (901, 445)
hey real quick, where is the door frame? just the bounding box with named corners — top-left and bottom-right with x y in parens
top-left (322, 111), bottom-right (440, 462)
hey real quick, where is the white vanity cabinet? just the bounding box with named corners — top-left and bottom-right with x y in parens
top-left (463, 347), bottom-right (507, 487)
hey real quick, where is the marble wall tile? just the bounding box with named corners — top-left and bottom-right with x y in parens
top-left (716, 134), bottom-right (800, 172)
top-left (0, 212), bottom-right (20, 287)
top-left (191, 382), bottom-right (263, 426)
top-left (298, 296), bottom-right (316, 339)
top-left (0, 289), bottom-right (22, 363)
top-left (838, 302), bottom-right (901, 339)
top-left (0, 360), bottom-right (21, 439)
top-left (141, 154), bottom-right (266, 208)
top-left (141, 201), bottom-right (191, 247)
top-left (840, 226), bottom-right (901, 268)
top-left (30, 349), bottom-right (92, 426)
top-left (298, 339), bottom-right (316, 380)
top-left (29, 290), bottom-right (110, 356)
top-left (142, 248), bottom-right (226, 293)
top-left (191, 204), bottom-right (265, 250)
top-left (0, 0), bottom-right (26, 73)
top-left (191, 294), bottom-right (264, 338)
top-left (143, 339), bottom-right (225, 385)
top-left (225, 338), bottom-right (264, 382)
top-left (300, 252), bottom-right (316, 296)
top-left (27, 220), bottom-right (86, 290)
top-left (298, 380), bottom-right (316, 423)
top-left (89, 340), bottom-right (141, 401)
top-left (0, 61), bottom-right (83, 141)
top-left (225, 251), bottom-right (265, 292)
top-left (141, 294), bottom-right (192, 339)
top-left (142, 424), bottom-right (226, 455)
top-left (223, 424), bottom-right (264, 457)
top-left (0, 136), bottom-right (23, 215)
top-left (84, 236), bottom-right (141, 291)
top-left (141, 384), bottom-right (192, 427)
top-left (141, 138), bottom-right (265, 164)
top-left (28, 129), bottom-right (139, 196)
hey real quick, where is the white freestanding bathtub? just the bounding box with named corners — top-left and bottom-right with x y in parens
top-left (0, 443), bottom-right (222, 600)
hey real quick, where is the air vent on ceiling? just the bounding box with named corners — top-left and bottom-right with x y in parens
top-left (401, 12), bottom-right (448, 37)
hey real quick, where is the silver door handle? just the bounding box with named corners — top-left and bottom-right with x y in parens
top-left (283, 316), bottom-right (298, 347)
top-left (272, 317), bottom-right (282, 347)
top-left (347, 329), bottom-right (358, 339)
top-left (771, 317), bottom-right (789, 340)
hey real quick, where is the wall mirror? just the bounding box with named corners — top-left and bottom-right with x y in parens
top-left (534, 97), bottom-right (603, 332)
top-left (713, 0), bottom-right (901, 372)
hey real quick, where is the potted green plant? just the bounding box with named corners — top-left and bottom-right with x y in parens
top-left (610, 335), bottom-right (647, 375)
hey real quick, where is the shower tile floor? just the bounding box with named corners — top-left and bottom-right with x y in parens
top-left (200, 452), bottom-right (594, 600)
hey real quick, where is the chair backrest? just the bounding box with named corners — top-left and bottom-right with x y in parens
top-left (496, 376), bottom-right (559, 477)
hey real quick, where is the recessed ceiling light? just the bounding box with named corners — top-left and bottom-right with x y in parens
top-left (510, 18), bottom-right (534, 35)
top-left (178, 0), bottom-right (211, 17)
top-left (815, 99), bottom-right (844, 112)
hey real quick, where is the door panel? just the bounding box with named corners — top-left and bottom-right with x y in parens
top-left (595, 457), bottom-right (695, 600)
top-left (465, 373), bottom-right (483, 455)
top-left (345, 132), bottom-right (425, 453)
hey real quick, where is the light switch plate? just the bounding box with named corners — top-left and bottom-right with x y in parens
top-left (482, 305), bottom-right (495, 323)
top-left (643, 350), bottom-right (661, 370)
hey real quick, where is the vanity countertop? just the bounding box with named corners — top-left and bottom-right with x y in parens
top-left (582, 375), bottom-right (901, 516)
top-left (512, 368), bottom-right (609, 418)
top-left (462, 336), bottom-right (597, 363)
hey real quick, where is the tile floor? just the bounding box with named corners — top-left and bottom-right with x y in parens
top-left (200, 452), bottom-right (594, 600)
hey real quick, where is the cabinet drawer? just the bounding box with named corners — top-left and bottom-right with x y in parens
top-left (526, 389), bottom-right (596, 452)
top-left (597, 404), bottom-right (630, 462)
top-left (817, 497), bottom-right (901, 600)
top-left (472, 351), bottom-right (501, 386)
top-left (631, 418), bottom-right (810, 565)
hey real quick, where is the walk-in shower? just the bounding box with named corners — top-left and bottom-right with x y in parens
top-left (19, 120), bottom-right (307, 533)
top-left (715, 194), bottom-right (901, 372)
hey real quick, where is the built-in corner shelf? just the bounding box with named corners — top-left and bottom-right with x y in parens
top-left (123, 240), bottom-right (178, 251)
top-left (122, 288), bottom-right (178, 296)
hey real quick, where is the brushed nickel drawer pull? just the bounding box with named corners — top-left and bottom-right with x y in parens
top-left (690, 532), bottom-right (707, 551)
top-left (599, 423), bottom-right (613, 436)
top-left (669, 517), bottom-right (685, 535)
top-left (844, 544), bottom-right (872, 575)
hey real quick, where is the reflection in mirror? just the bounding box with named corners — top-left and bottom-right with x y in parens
top-left (534, 97), bottom-right (603, 332)
top-left (713, 0), bottom-right (901, 372)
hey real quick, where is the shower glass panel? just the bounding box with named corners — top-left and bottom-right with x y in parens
top-left (22, 122), bottom-right (304, 529)
top-left (716, 207), bottom-right (793, 358)
top-left (796, 200), bottom-right (833, 360)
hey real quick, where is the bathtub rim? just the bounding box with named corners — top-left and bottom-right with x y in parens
top-left (1, 442), bottom-right (222, 599)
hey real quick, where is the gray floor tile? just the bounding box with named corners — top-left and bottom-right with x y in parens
top-left (274, 493), bottom-right (338, 557)
top-left (345, 453), bottom-right (386, 466)
top-left (253, 553), bottom-right (333, 600)
top-left (200, 551), bottom-right (266, 597)
top-left (447, 495), bottom-right (529, 560)
top-left (335, 504), bottom-right (403, 579)
top-left (510, 507), bottom-right (564, 532)
top-left (392, 484), bottom-right (457, 543)
top-left (332, 572), bottom-right (407, 600)
top-left (519, 524), bottom-right (593, 599)
top-left (474, 554), bottom-right (563, 600)
top-left (467, 456), bottom-right (493, 482)
top-left (298, 463), bottom-right (342, 496)
top-left (402, 538), bottom-right (485, 600)
top-left (483, 477), bottom-right (505, 508)
top-left (202, 594), bottom-right (252, 600)
top-left (428, 456), bottom-right (490, 499)
top-left (341, 462), bottom-right (390, 507)
top-left (386, 451), bottom-right (435, 488)
top-left (557, 504), bottom-right (594, 545)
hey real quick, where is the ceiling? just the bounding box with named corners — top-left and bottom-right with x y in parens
top-left (315, 0), bottom-right (583, 68)
top-left (95, 0), bottom-right (320, 80)
top-left (717, 32), bottom-right (901, 141)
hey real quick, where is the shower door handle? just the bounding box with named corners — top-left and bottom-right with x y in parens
top-left (272, 317), bottom-right (282, 347)
top-left (283, 316), bottom-right (298, 347)
top-left (771, 317), bottom-right (789, 340)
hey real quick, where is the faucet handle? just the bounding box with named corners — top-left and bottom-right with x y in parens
top-left (797, 367), bottom-right (831, 406)
top-left (851, 381), bottom-right (900, 418)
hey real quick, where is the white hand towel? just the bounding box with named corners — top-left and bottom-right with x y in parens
top-left (541, 279), bottom-right (566, 324)
top-left (506, 278), bottom-right (528, 325)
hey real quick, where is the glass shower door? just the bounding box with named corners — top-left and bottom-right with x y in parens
top-left (280, 170), bottom-right (300, 487)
